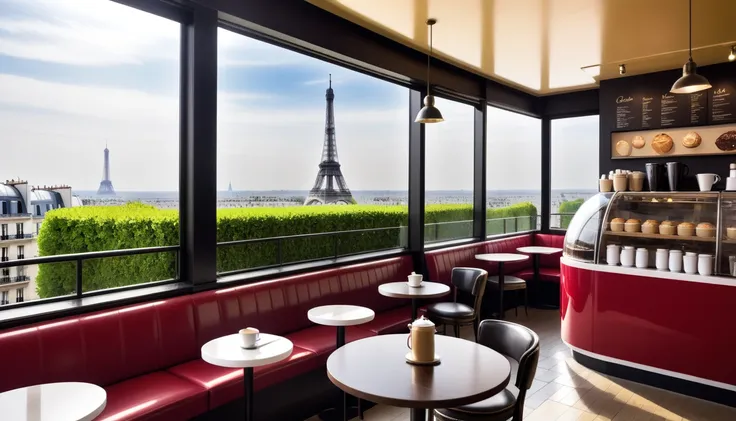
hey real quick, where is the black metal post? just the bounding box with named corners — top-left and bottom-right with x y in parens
top-left (410, 408), bottom-right (427, 421)
top-left (411, 298), bottom-right (419, 321)
top-left (473, 102), bottom-right (487, 240)
top-left (336, 326), bottom-right (346, 348)
top-left (408, 89), bottom-right (426, 274)
top-left (181, 5), bottom-right (218, 289)
top-left (541, 117), bottom-right (551, 233)
top-left (76, 258), bottom-right (83, 297)
top-left (498, 262), bottom-right (505, 319)
top-left (243, 367), bottom-right (254, 421)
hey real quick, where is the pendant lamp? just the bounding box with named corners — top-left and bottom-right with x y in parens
top-left (415, 19), bottom-right (444, 123)
top-left (670, 0), bottom-right (711, 94)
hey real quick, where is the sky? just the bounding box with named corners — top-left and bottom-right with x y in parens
top-left (0, 0), bottom-right (599, 192)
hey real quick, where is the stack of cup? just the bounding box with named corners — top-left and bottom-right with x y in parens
top-left (727, 163), bottom-right (736, 191)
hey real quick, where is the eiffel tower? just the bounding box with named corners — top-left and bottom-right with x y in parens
top-left (96, 143), bottom-right (115, 195)
top-left (304, 75), bottom-right (355, 205)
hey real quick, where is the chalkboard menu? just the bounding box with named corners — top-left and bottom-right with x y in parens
top-left (711, 80), bottom-right (736, 123)
top-left (615, 94), bottom-right (641, 129)
top-left (689, 91), bottom-right (707, 124)
top-left (641, 93), bottom-right (659, 129)
top-left (659, 93), bottom-right (680, 127)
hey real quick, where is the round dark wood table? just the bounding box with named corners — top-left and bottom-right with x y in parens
top-left (326, 334), bottom-right (511, 421)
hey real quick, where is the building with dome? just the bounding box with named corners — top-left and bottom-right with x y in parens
top-left (0, 180), bottom-right (80, 306)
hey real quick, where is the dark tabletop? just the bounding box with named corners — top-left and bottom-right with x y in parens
top-left (326, 334), bottom-right (511, 409)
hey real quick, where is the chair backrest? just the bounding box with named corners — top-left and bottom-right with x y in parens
top-left (477, 319), bottom-right (540, 390)
top-left (451, 267), bottom-right (488, 316)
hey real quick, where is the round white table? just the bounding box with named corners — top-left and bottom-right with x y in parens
top-left (475, 253), bottom-right (529, 319)
top-left (517, 246), bottom-right (563, 309)
top-left (0, 382), bottom-right (106, 421)
top-left (201, 333), bottom-right (293, 421)
top-left (308, 305), bottom-right (375, 421)
top-left (378, 282), bottom-right (451, 320)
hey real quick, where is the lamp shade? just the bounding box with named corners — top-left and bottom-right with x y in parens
top-left (414, 94), bottom-right (444, 123)
top-left (670, 60), bottom-right (711, 94)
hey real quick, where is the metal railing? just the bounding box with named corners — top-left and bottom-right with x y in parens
top-left (0, 275), bottom-right (29, 284)
top-left (217, 226), bottom-right (405, 274)
top-left (13, 234), bottom-right (33, 239)
top-left (549, 212), bottom-right (578, 230)
top-left (0, 213), bottom-right (32, 218)
top-left (0, 245), bottom-right (180, 300)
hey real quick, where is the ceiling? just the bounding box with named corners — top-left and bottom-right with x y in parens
top-left (306, 0), bottom-right (736, 95)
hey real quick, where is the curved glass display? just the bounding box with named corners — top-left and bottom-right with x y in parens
top-left (563, 193), bottom-right (613, 262)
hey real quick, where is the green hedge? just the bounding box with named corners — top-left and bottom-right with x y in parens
top-left (36, 202), bottom-right (537, 298)
top-left (558, 198), bottom-right (585, 229)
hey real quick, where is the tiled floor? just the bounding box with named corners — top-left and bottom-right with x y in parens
top-left (306, 308), bottom-right (736, 421)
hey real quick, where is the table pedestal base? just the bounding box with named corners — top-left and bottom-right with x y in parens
top-left (410, 408), bottom-right (427, 421)
top-left (244, 367), bottom-right (253, 421)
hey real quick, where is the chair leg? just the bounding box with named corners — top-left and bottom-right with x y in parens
top-left (524, 287), bottom-right (529, 317)
top-left (454, 323), bottom-right (460, 338)
top-left (472, 318), bottom-right (479, 342)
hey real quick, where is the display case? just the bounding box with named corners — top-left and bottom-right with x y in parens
top-left (562, 193), bottom-right (613, 263)
top-left (564, 191), bottom-right (736, 277)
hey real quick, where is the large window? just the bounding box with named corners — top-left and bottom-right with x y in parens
top-left (425, 98), bottom-right (475, 243)
top-left (216, 28), bottom-right (409, 274)
top-left (486, 106), bottom-right (541, 235)
top-left (550, 115), bottom-right (599, 229)
top-left (0, 1), bottom-right (180, 304)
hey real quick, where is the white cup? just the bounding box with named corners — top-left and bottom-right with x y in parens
top-left (239, 327), bottom-right (260, 349)
top-left (620, 246), bottom-right (635, 267)
top-left (697, 173), bottom-right (721, 191)
top-left (408, 273), bottom-right (423, 287)
top-left (669, 250), bottom-right (683, 272)
top-left (698, 254), bottom-right (713, 276)
top-left (655, 249), bottom-right (669, 271)
top-left (727, 177), bottom-right (736, 191)
top-left (606, 244), bottom-right (620, 265)
top-left (683, 252), bottom-right (698, 274)
top-left (635, 248), bottom-right (649, 269)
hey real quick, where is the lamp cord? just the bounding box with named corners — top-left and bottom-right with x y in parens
top-left (427, 24), bottom-right (432, 95)
top-left (688, 0), bottom-right (692, 60)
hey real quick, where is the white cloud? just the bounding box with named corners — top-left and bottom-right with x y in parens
top-left (0, 0), bottom-right (179, 66)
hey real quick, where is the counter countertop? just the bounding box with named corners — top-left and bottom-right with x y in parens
top-left (561, 256), bottom-right (736, 287)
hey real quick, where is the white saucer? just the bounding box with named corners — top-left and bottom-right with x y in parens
top-left (408, 283), bottom-right (423, 288)
top-left (405, 352), bottom-right (441, 366)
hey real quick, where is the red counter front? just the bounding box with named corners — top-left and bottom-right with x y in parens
top-left (560, 257), bottom-right (736, 389)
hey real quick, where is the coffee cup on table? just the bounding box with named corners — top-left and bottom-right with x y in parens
top-left (696, 173), bottom-right (721, 191)
top-left (408, 272), bottom-right (423, 287)
top-left (239, 327), bottom-right (260, 349)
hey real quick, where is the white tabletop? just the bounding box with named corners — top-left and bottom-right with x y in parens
top-left (378, 282), bottom-right (451, 299)
top-left (0, 382), bottom-right (106, 421)
top-left (308, 305), bottom-right (375, 327)
top-left (475, 253), bottom-right (530, 263)
top-left (517, 246), bottom-right (563, 255)
top-left (201, 333), bottom-right (293, 368)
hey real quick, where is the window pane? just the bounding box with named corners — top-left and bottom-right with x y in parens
top-left (216, 28), bottom-right (409, 273)
top-left (486, 106), bottom-right (541, 235)
top-left (425, 98), bottom-right (474, 243)
top-left (551, 115), bottom-right (599, 229)
top-left (0, 1), bottom-right (180, 305)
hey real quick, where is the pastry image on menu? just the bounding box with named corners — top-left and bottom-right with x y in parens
top-left (652, 133), bottom-right (674, 154)
top-left (682, 131), bottom-right (701, 148)
top-left (716, 131), bottom-right (736, 151)
top-left (615, 139), bottom-right (632, 157)
top-left (632, 135), bottom-right (646, 149)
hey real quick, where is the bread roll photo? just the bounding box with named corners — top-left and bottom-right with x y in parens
top-left (651, 133), bottom-right (674, 154)
top-left (632, 135), bottom-right (646, 149)
top-left (716, 131), bottom-right (736, 151)
top-left (615, 140), bottom-right (632, 157)
top-left (682, 131), bottom-right (701, 148)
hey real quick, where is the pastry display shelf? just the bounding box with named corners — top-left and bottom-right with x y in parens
top-left (605, 231), bottom-right (716, 242)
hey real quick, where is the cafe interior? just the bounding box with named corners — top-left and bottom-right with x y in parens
top-left (1, 0), bottom-right (736, 420)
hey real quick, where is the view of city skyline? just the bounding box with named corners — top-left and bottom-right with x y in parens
top-left (0, 1), bottom-right (599, 194)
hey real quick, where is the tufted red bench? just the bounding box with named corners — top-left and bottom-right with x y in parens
top-left (425, 233), bottom-right (564, 283)
top-left (0, 256), bottom-right (415, 420)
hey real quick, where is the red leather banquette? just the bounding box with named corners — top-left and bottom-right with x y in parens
top-left (425, 233), bottom-right (564, 283)
top-left (0, 256), bottom-right (415, 420)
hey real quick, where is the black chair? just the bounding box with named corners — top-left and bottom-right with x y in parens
top-left (425, 267), bottom-right (488, 340)
top-left (487, 275), bottom-right (528, 318)
top-left (434, 320), bottom-right (540, 421)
